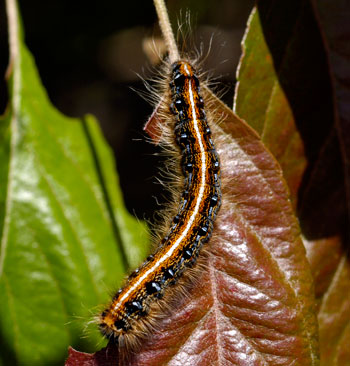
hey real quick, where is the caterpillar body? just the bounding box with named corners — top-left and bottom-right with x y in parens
top-left (99, 60), bottom-right (221, 346)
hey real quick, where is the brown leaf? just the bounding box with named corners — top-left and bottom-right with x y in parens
top-left (304, 237), bottom-right (350, 365)
top-left (234, 5), bottom-right (305, 208)
top-left (234, 0), bottom-right (335, 211)
top-left (67, 89), bottom-right (319, 365)
top-left (234, 4), bottom-right (350, 364)
top-left (66, 344), bottom-right (119, 366)
top-left (301, 1), bottom-right (350, 363)
top-left (304, 237), bottom-right (343, 307)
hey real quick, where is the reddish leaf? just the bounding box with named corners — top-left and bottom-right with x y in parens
top-left (304, 237), bottom-right (343, 306)
top-left (301, 1), bottom-right (350, 363)
top-left (234, 0), bottom-right (335, 211)
top-left (66, 344), bottom-right (119, 366)
top-left (143, 100), bottom-right (163, 144)
top-left (304, 237), bottom-right (350, 365)
top-left (234, 5), bottom-right (306, 207)
top-left (67, 89), bottom-right (319, 365)
top-left (235, 5), bottom-right (350, 365)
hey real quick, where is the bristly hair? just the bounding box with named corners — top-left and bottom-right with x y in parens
top-left (95, 0), bottom-right (224, 357)
top-left (96, 57), bottom-right (223, 353)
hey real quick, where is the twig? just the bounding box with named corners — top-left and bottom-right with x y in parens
top-left (153, 0), bottom-right (180, 63)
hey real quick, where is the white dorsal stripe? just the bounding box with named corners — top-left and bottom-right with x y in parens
top-left (113, 63), bottom-right (207, 312)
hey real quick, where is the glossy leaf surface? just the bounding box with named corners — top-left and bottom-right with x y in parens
top-left (67, 88), bottom-right (319, 365)
top-left (0, 1), bottom-right (149, 365)
top-left (234, 1), bottom-right (334, 208)
top-left (235, 1), bottom-right (350, 365)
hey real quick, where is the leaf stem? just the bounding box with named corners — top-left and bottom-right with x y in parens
top-left (153, 0), bottom-right (180, 63)
top-left (6, 0), bottom-right (18, 68)
top-left (1, 0), bottom-right (19, 279)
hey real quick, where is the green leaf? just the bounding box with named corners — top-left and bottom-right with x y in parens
top-left (0, 1), bottom-right (149, 365)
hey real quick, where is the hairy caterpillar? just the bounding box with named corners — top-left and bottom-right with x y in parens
top-left (98, 59), bottom-right (222, 348)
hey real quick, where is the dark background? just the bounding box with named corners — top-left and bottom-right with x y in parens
top-left (0, 0), bottom-right (254, 221)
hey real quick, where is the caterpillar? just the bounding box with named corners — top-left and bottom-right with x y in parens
top-left (98, 60), bottom-right (222, 347)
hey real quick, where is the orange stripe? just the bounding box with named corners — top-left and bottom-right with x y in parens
top-left (99, 60), bottom-right (221, 340)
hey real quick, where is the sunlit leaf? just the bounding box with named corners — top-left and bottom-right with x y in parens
top-left (67, 89), bottom-right (319, 366)
top-left (234, 1), bottom-right (335, 210)
top-left (0, 1), bottom-right (149, 365)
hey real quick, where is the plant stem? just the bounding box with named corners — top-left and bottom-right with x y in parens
top-left (153, 0), bottom-right (180, 63)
